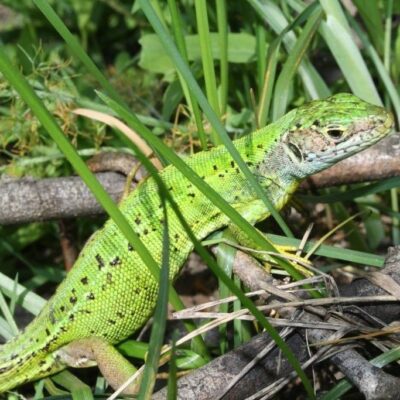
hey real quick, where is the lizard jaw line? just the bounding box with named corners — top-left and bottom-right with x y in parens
top-left (306, 128), bottom-right (389, 164)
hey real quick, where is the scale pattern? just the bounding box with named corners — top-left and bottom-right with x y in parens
top-left (0, 93), bottom-right (393, 393)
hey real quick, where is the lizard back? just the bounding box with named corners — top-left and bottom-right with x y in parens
top-left (0, 93), bottom-right (393, 393)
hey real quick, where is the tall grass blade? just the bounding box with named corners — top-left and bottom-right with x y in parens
top-left (167, 0), bottom-right (208, 149)
top-left (352, 0), bottom-right (384, 54)
top-left (216, 0), bottom-right (228, 114)
top-left (248, 0), bottom-right (329, 99)
top-left (272, 7), bottom-right (323, 119)
top-left (318, 0), bottom-right (381, 105)
top-left (0, 45), bottom-right (187, 334)
top-left (138, 0), bottom-right (295, 239)
top-left (137, 195), bottom-right (170, 398)
top-left (194, 0), bottom-right (221, 143)
top-left (258, 0), bottom-right (320, 126)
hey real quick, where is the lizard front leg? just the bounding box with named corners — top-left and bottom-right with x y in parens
top-left (55, 337), bottom-right (138, 394)
top-left (228, 201), bottom-right (312, 277)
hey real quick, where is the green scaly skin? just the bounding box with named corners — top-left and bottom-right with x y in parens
top-left (0, 94), bottom-right (394, 394)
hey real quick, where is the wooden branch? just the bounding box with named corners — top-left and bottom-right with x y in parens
top-left (0, 172), bottom-right (127, 225)
top-left (153, 247), bottom-right (400, 399)
top-left (1, 133), bottom-right (399, 225)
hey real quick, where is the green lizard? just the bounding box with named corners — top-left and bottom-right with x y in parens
top-left (0, 93), bottom-right (394, 395)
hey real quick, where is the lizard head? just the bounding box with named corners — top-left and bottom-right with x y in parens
top-left (282, 93), bottom-right (394, 178)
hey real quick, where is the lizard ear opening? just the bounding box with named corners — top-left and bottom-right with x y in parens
top-left (288, 143), bottom-right (303, 162)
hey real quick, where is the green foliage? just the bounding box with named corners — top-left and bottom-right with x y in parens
top-left (139, 32), bottom-right (262, 76)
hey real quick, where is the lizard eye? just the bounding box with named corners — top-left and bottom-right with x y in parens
top-left (327, 127), bottom-right (344, 139)
top-left (288, 143), bottom-right (303, 161)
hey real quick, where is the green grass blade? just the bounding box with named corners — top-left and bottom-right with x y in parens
top-left (320, 379), bottom-right (353, 400)
top-left (384, 0), bottom-right (394, 73)
top-left (216, 0), bottom-right (228, 114)
top-left (0, 291), bottom-right (18, 335)
top-left (330, 203), bottom-right (368, 252)
top-left (194, 0), bottom-right (221, 143)
top-left (138, 0), bottom-right (294, 239)
top-left (204, 233), bottom-right (385, 268)
top-left (318, 0), bottom-right (381, 105)
top-left (51, 371), bottom-right (93, 400)
top-left (167, 0), bottom-right (208, 149)
top-left (0, 317), bottom-right (14, 341)
top-left (257, 38), bottom-right (280, 127)
top-left (349, 18), bottom-right (400, 124)
top-left (137, 195), bottom-right (170, 398)
top-left (299, 178), bottom-right (400, 204)
top-left (272, 6), bottom-right (323, 119)
top-left (265, 234), bottom-right (384, 267)
top-left (0, 271), bottom-right (46, 315)
top-left (258, 1), bottom-right (320, 126)
top-left (0, 45), bottom-right (187, 328)
top-left (352, 0), bottom-right (384, 54)
top-left (248, 0), bottom-right (330, 99)
top-left (256, 24), bottom-right (267, 97)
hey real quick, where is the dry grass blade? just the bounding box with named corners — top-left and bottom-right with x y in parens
top-left (174, 294), bottom-right (397, 320)
top-left (249, 328), bottom-right (351, 400)
top-left (216, 326), bottom-right (295, 400)
top-left (314, 323), bottom-right (400, 347)
top-left (72, 108), bottom-right (162, 170)
top-left (353, 270), bottom-right (400, 299)
top-left (171, 289), bottom-right (267, 314)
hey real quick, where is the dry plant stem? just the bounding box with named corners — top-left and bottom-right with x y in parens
top-left (246, 337), bottom-right (339, 400)
top-left (231, 251), bottom-right (326, 317)
top-left (2, 132), bottom-right (400, 225)
top-left (240, 248), bottom-right (400, 400)
top-left (154, 247), bottom-right (400, 400)
top-left (215, 326), bottom-right (295, 400)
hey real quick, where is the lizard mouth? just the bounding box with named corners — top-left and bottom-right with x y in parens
top-left (307, 111), bottom-right (394, 164)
